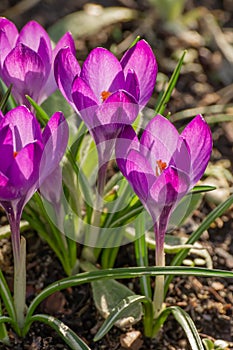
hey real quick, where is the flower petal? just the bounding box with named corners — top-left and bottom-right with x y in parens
top-left (55, 47), bottom-right (81, 107)
top-left (120, 40), bottom-right (157, 107)
top-left (95, 90), bottom-right (138, 126)
top-left (0, 17), bottom-right (18, 67)
top-left (125, 69), bottom-right (140, 102)
top-left (41, 112), bottom-right (68, 183)
top-left (140, 114), bottom-right (179, 169)
top-left (124, 149), bottom-right (154, 203)
top-left (41, 32), bottom-right (76, 102)
top-left (0, 125), bottom-right (14, 174)
top-left (181, 114), bottom-right (212, 185)
top-left (2, 106), bottom-right (42, 150)
top-left (7, 141), bottom-right (43, 199)
top-left (115, 125), bottom-right (139, 177)
top-left (2, 43), bottom-right (46, 105)
top-left (17, 20), bottom-right (52, 58)
top-left (80, 47), bottom-right (125, 102)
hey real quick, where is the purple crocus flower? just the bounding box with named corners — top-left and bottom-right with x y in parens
top-left (55, 40), bottom-right (157, 154)
top-left (55, 40), bottom-right (157, 201)
top-left (0, 17), bottom-right (75, 107)
top-left (116, 114), bottom-right (212, 316)
top-left (0, 105), bottom-right (68, 262)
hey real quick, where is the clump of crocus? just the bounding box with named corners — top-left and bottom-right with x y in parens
top-left (0, 105), bottom-right (68, 329)
top-left (0, 17), bottom-right (75, 107)
top-left (116, 114), bottom-right (212, 317)
top-left (55, 40), bottom-right (157, 232)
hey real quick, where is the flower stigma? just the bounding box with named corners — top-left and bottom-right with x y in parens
top-left (101, 90), bottom-right (112, 102)
top-left (13, 151), bottom-right (18, 158)
top-left (155, 159), bottom-right (167, 176)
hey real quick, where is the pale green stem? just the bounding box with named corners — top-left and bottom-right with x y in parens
top-left (153, 227), bottom-right (165, 319)
top-left (82, 163), bottom-right (107, 260)
top-left (7, 205), bottom-right (26, 332)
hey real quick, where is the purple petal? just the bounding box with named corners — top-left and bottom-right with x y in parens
top-left (140, 114), bottom-right (179, 169)
top-left (170, 138), bottom-right (191, 176)
top-left (17, 20), bottom-right (52, 58)
top-left (72, 76), bottom-right (98, 127)
top-left (120, 40), bottom-right (157, 107)
top-left (41, 112), bottom-right (68, 183)
top-left (80, 47), bottom-right (125, 102)
top-left (181, 114), bottom-right (212, 185)
top-left (2, 106), bottom-right (42, 150)
top-left (124, 149), bottom-right (154, 203)
top-left (125, 69), bottom-right (140, 101)
top-left (0, 125), bottom-right (14, 174)
top-left (95, 90), bottom-right (138, 126)
top-left (39, 166), bottom-right (62, 204)
top-left (2, 43), bottom-right (46, 105)
top-left (116, 125), bottom-right (139, 177)
top-left (150, 166), bottom-right (189, 205)
top-left (7, 141), bottom-right (43, 199)
top-left (55, 47), bottom-right (81, 107)
top-left (0, 18), bottom-right (18, 67)
top-left (41, 33), bottom-right (76, 102)
top-left (53, 32), bottom-right (76, 59)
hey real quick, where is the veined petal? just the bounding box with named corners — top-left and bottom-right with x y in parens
top-left (95, 90), bottom-right (138, 126)
top-left (181, 114), bottom-right (212, 185)
top-left (55, 47), bottom-right (81, 106)
top-left (2, 43), bottom-right (46, 105)
top-left (80, 47), bottom-right (125, 102)
top-left (170, 138), bottom-right (191, 176)
top-left (124, 149), bottom-right (154, 203)
top-left (116, 125), bottom-right (139, 177)
top-left (0, 125), bottom-right (14, 174)
top-left (0, 17), bottom-right (18, 67)
top-left (39, 166), bottom-right (62, 204)
top-left (140, 114), bottom-right (179, 169)
top-left (8, 141), bottom-right (43, 196)
top-left (2, 106), bottom-right (42, 150)
top-left (150, 166), bottom-right (189, 206)
top-left (120, 40), bottom-right (157, 107)
top-left (72, 76), bottom-right (98, 127)
top-left (125, 69), bottom-right (140, 102)
top-left (41, 112), bottom-right (68, 182)
top-left (41, 32), bottom-right (76, 102)
top-left (17, 20), bottom-right (52, 58)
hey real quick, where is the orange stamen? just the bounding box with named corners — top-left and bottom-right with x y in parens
top-left (156, 159), bottom-right (167, 176)
top-left (13, 151), bottom-right (18, 158)
top-left (101, 90), bottom-right (112, 102)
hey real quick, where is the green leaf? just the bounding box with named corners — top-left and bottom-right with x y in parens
top-left (164, 195), bottom-right (233, 295)
top-left (155, 50), bottom-right (187, 115)
top-left (29, 314), bottom-right (91, 350)
top-left (190, 185), bottom-right (216, 194)
top-left (24, 265), bottom-right (233, 334)
top-left (0, 80), bottom-right (16, 111)
top-left (82, 262), bottom-right (142, 330)
top-left (94, 295), bottom-right (148, 341)
top-left (0, 84), bottom-right (13, 112)
top-left (26, 95), bottom-right (49, 126)
top-left (170, 306), bottom-right (204, 350)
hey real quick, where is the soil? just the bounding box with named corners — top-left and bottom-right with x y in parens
top-left (0, 0), bottom-right (233, 349)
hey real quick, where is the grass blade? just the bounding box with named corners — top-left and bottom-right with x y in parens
top-left (155, 50), bottom-right (187, 115)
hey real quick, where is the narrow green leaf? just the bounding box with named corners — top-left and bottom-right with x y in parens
top-left (129, 35), bottom-right (141, 48)
top-left (0, 80), bottom-right (16, 111)
top-left (135, 213), bottom-right (152, 299)
top-left (171, 306), bottom-right (204, 350)
top-left (0, 270), bottom-right (19, 334)
top-left (155, 50), bottom-right (187, 115)
top-left (190, 185), bottom-right (216, 194)
top-left (164, 195), bottom-right (233, 295)
top-left (26, 95), bottom-right (49, 126)
top-left (0, 84), bottom-right (13, 112)
top-left (24, 265), bottom-right (233, 334)
top-left (29, 314), bottom-right (91, 350)
top-left (94, 295), bottom-right (148, 341)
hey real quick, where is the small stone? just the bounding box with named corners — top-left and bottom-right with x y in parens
top-left (120, 330), bottom-right (143, 349)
